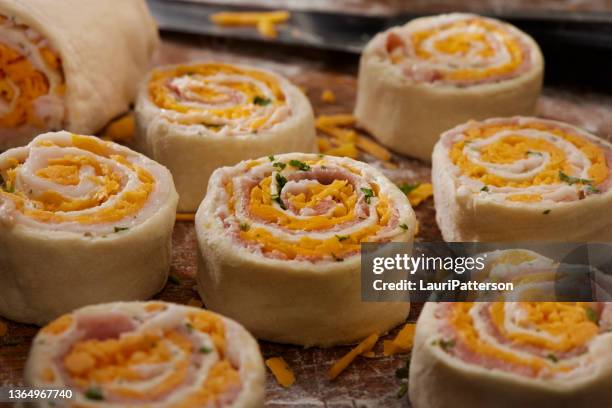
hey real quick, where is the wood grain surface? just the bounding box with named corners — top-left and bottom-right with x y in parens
top-left (2, 29), bottom-right (612, 407)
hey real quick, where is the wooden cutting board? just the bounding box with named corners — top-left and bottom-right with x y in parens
top-left (1, 33), bottom-right (612, 407)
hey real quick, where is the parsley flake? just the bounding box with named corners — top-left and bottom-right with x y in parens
top-left (396, 383), bottom-right (408, 399)
top-left (84, 387), bottom-right (104, 401)
top-left (398, 182), bottom-right (420, 195)
top-left (399, 223), bottom-right (408, 230)
top-left (199, 346), bottom-right (213, 354)
top-left (481, 186), bottom-right (489, 192)
top-left (253, 96), bottom-right (271, 106)
top-left (335, 235), bottom-right (349, 241)
top-left (586, 307), bottom-right (599, 324)
top-left (289, 159), bottom-right (310, 171)
top-left (361, 188), bottom-right (374, 203)
top-left (114, 227), bottom-right (129, 233)
top-left (559, 171), bottom-right (592, 186)
top-left (273, 161), bottom-right (287, 170)
top-left (239, 222), bottom-right (250, 232)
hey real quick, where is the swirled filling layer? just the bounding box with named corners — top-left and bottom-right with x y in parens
top-left (36, 303), bottom-right (242, 407)
top-left (0, 14), bottom-right (65, 133)
top-left (148, 63), bottom-right (292, 135)
top-left (446, 118), bottom-right (611, 203)
top-left (381, 15), bottom-right (534, 86)
top-left (433, 302), bottom-right (608, 379)
top-left (0, 133), bottom-right (172, 234)
top-left (211, 154), bottom-right (413, 262)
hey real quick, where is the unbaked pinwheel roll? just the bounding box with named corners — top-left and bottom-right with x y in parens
top-left (409, 302), bottom-right (612, 408)
top-left (135, 62), bottom-right (317, 212)
top-left (195, 153), bottom-right (415, 347)
top-left (433, 117), bottom-right (612, 242)
top-left (354, 13), bottom-right (543, 161)
top-left (0, 132), bottom-right (178, 325)
top-left (25, 301), bottom-right (265, 408)
top-left (0, 0), bottom-right (158, 150)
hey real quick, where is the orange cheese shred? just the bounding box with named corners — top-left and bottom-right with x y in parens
top-left (176, 213), bottom-right (196, 222)
top-left (209, 11), bottom-right (290, 39)
top-left (407, 183), bottom-right (433, 207)
top-left (328, 332), bottom-right (379, 380)
top-left (321, 89), bottom-right (336, 103)
top-left (265, 357), bottom-right (295, 388)
top-left (383, 323), bottom-right (416, 356)
top-left (102, 113), bottom-right (135, 143)
top-left (355, 135), bottom-right (392, 161)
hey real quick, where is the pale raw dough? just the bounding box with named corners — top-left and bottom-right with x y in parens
top-left (0, 0), bottom-right (158, 150)
top-left (195, 153), bottom-right (414, 347)
top-left (354, 13), bottom-right (543, 162)
top-left (409, 302), bottom-right (612, 408)
top-left (25, 301), bottom-right (265, 408)
top-left (135, 64), bottom-right (317, 212)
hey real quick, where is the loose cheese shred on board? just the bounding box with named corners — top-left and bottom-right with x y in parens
top-left (209, 11), bottom-right (290, 38)
top-left (321, 89), bottom-right (336, 103)
top-left (0, 321), bottom-right (7, 337)
top-left (176, 213), bottom-right (196, 222)
top-left (383, 323), bottom-right (416, 356)
top-left (356, 135), bottom-right (392, 161)
top-left (265, 357), bottom-right (295, 388)
top-left (102, 113), bottom-right (135, 143)
top-left (316, 114), bottom-right (394, 163)
top-left (407, 183), bottom-right (433, 207)
top-left (328, 333), bottom-right (380, 380)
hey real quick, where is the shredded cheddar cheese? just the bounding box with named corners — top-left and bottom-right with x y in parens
top-left (406, 183), bottom-right (433, 207)
top-left (209, 11), bottom-right (290, 39)
top-left (103, 113), bottom-right (135, 143)
top-left (265, 357), bottom-right (295, 388)
top-left (0, 16), bottom-right (65, 130)
top-left (176, 213), bottom-right (196, 222)
top-left (316, 114), bottom-right (394, 163)
top-left (328, 333), bottom-right (379, 380)
top-left (321, 89), bottom-right (336, 103)
top-left (383, 323), bottom-right (416, 356)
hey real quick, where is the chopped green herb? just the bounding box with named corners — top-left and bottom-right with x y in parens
top-left (114, 227), bottom-right (129, 233)
top-left (199, 346), bottom-right (212, 354)
top-left (185, 322), bottom-right (194, 332)
top-left (239, 222), bottom-right (250, 232)
top-left (253, 96), bottom-right (271, 106)
top-left (546, 354), bottom-right (558, 363)
top-left (399, 223), bottom-right (408, 230)
top-left (481, 186), bottom-right (489, 192)
top-left (586, 307), bottom-right (599, 324)
top-left (527, 151), bottom-right (543, 157)
top-left (276, 173), bottom-right (287, 190)
top-left (268, 155), bottom-right (275, 162)
top-left (586, 185), bottom-right (601, 194)
top-left (289, 159), bottom-right (311, 171)
top-left (395, 367), bottom-right (409, 379)
top-left (335, 235), bottom-right (349, 241)
top-left (273, 161), bottom-right (287, 170)
top-left (398, 182), bottom-right (420, 195)
top-left (318, 153), bottom-right (325, 158)
top-left (396, 383), bottom-right (408, 399)
top-left (361, 188), bottom-right (374, 204)
top-left (438, 339), bottom-right (455, 351)
top-left (168, 275), bottom-right (181, 285)
top-left (84, 387), bottom-right (104, 401)
top-left (543, 209), bottom-right (551, 215)
top-left (271, 194), bottom-right (286, 210)
top-left (559, 171), bottom-right (592, 186)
